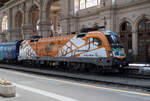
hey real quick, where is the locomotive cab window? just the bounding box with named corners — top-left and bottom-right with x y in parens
top-left (93, 38), bottom-right (102, 46)
top-left (30, 39), bottom-right (39, 42)
top-left (106, 35), bottom-right (120, 44)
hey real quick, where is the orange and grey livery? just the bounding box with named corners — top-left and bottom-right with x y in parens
top-left (19, 31), bottom-right (126, 60)
top-left (18, 30), bottom-right (127, 68)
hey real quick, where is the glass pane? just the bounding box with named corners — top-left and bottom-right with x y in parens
top-left (2, 16), bottom-right (8, 31)
top-left (74, 0), bottom-right (79, 12)
top-left (112, 0), bottom-right (115, 5)
top-left (126, 23), bottom-right (131, 31)
top-left (121, 22), bottom-right (132, 32)
top-left (98, 0), bottom-right (101, 5)
top-left (86, 0), bottom-right (97, 8)
top-left (93, 0), bottom-right (98, 6)
top-left (93, 38), bottom-right (102, 46)
top-left (106, 35), bottom-right (114, 44)
top-left (106, 34), bottom-right (120, 44)
top-left (139, 21), bottom-right (145, 31)
top-left (80, 0), bottom-right (85, 9)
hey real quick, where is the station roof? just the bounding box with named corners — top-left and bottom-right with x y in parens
top-left (0, 0), bottom-right (10, 7)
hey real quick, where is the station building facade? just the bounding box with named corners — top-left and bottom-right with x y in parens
top-left (0, 0), bottom-right (149, 62)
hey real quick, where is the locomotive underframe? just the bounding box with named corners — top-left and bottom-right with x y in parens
top-left (20, 57), bottom-right (127, 71)
top-left (0, 57), bottom-right (127, 72)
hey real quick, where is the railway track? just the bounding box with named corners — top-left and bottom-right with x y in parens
top-left (0, 64), bottom-right (150, 89)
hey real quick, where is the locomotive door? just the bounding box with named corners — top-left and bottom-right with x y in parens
top-left (138, 19), bottom-right (150, 62)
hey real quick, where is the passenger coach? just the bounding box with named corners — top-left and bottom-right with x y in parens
top-left (0, 41), bottom-right (22, 62)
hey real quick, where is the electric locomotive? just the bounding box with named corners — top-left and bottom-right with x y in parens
top-left (18, 30), bottom-right (127, 72)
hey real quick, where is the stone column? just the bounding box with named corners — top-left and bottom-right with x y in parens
top-left (61, 0), bottom-right (70, 34)
top-left (8, 8), bottom-right (12, 41)
top-left (22, 25), bottom-right (33, 40)
top-left (37, 8), bottom-right (52, 38)
top-left (22, 2), bottom-right (33, 40)
top-left (132, 28), bottom-right (138, 61)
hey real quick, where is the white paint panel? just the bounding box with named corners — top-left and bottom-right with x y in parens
top-left (66, 42), bottom-right (71, 47)
top-left (89, 43), bottom-right (98, 50)
top-left (71, 45), bottom-right (76, 50)
top-left (66, 48), bottom-right (71, 53)
top-left (66, 53), bottom-right (72, 57)
top-left (19, 41), bottom-right (37, 60)
top-left (63, 46), bottom-right (67, 50)
top-left (80, 48), bottom-right (107, 57)
top-left (71, 38), bottom-right (85, 47)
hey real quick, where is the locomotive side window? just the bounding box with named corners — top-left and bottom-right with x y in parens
top-left (93, 38), bottom-right (102, 46)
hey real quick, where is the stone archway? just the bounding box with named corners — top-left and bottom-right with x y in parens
top-left (29, 4), bottom-right (39, 34)
top-left (46, 0), bottom-right (62, 36)
top-left (119, 21), bottom-right (132, 56)
top-left (137, 18), bottom-right (150, 62)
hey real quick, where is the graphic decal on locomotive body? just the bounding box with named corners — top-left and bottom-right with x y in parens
top-left (45, 42), bottom-right (55, 53)
top-left (57, 36), bottom-right (107, 58)
top-left (18, 30), bottom-right (126, 60)
top-left (18, 41), bottom-right (37, 60)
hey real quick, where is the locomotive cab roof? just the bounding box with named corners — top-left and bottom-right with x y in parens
top-left (77, 33), bottom-right (87, 38)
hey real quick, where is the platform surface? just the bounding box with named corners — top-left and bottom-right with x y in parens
top-left (0, 68), bottom-right (149, 101)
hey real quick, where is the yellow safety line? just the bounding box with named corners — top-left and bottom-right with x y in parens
top-left (0, 68), bottom-right (150, 97)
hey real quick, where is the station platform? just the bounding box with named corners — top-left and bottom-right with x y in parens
top-left (0, 67), bottom-right (150, 101)
top-left (129, 63), bottom-right (150, 67)
top-left (0, 64), bottom-right (150, 89)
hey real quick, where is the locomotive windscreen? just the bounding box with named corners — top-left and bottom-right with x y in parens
top-left (105, 32), bottom-right (123, 48)
top-left (106, 35), bottom-right (120, 44)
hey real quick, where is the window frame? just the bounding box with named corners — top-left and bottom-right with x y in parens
top-left (75, 0), bottom-right (101, 10)
top-left (2, 16), bottom-right (8, 31)
top-left (93, 38), bottom-right (102, 46)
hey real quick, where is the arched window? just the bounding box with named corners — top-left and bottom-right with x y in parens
top-left (75, 0), bottom-right (101, 10)
top-left (120, 21), bottom-right (132, 55)
top-left (29, 5), bottom-right (39, 33)
top-left (15, 11), bottom-right (23, 28)
top-left (138, 19), bottom-right (150, 62)
top-left (2, 16), bottom-right (8, 31)
top-left (120, 21), bottom-right (132, 32)
top-left (138, 19), bottom-right (150, 36)
top-left (49, 0), bottom-right (62, 36)
top-left (112, 0), bottom-right (116, 5)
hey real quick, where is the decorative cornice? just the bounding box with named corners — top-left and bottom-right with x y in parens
top-left (68, 0), bottom-right (150, 19)
top-left (115, 0), bottom-right (150, 10)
